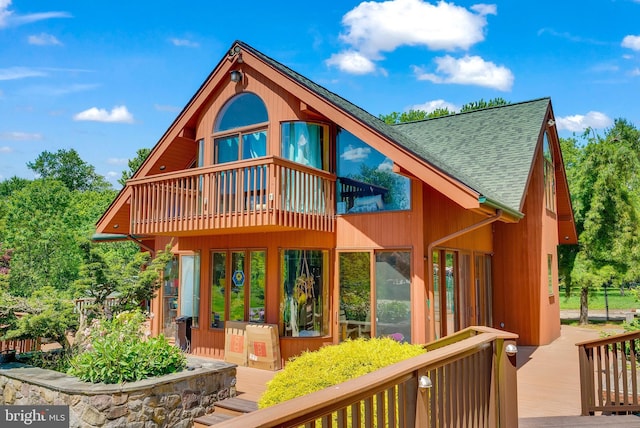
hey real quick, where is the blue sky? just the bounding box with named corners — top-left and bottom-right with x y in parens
top-left (1, 0), bottom-right (640, 186)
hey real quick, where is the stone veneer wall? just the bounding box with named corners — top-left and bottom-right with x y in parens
top-left (0, 360), bottom-right (236, 428)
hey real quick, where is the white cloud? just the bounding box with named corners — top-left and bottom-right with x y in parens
top-left (409, 99), bottom-right (459, 113)
top-left (327, 0), bottom-right (497, 74)
top-left (73, 106), bottom-right (134, 124)
top-left (0, 0), bottom-right (70, 28)
top-left (325, 50), bottom-right (376, 74)
top-left (0, 146), bottom-right (13, 153)
top-left (340, 0), bottom-right (495, 56)
top-left (28, 32), bottom-right (62, 46)
top-left (0, 131), bottom-right (43, 141)
top-left (413, 54), bottom-right (513, 91)
top-left (556, 111), bottom-right (613, 132)
top-left (631, 68), bottom-right (640, 76)
top-left (340, 145), bottom-right (371, 161)
top-left (0, 66), bottom-right (46, 80)
top-left (170, 38), bottom-right (199, 48)
top-left (622, 35), bottom-right (640, 51)
top-left (105, 171), bottom-right (119, 180)
top-left (107, 157), bottom-right (128, 165)
top-left (378, 158), bottom-right (394, 172)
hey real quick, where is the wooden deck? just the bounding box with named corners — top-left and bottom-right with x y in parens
top-left (518, 324), bottom-right (640, 427)
top-left (204, 325), bottom-right (640, 426)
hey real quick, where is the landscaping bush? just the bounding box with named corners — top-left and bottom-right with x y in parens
top-left (258, 337), bottom-right (425, 408)
top-left (68, 310), bottom-right (186, 383)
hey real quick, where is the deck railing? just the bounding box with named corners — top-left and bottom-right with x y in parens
top-left (127, 157), bottom-right (336, 235)
top-left (577, 330), bottom-right (640, 415)
top-left (0, 338), bottom-right (39, 354)
top-left (216, 326), bottom-right (518, 428)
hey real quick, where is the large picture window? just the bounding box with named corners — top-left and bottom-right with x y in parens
top-left (336, 129), bottom-right (411, 214)
top-left (280, 249), bottom-right (328, 337)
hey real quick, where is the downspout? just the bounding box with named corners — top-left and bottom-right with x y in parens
top-left (426, 209), bottom-right (503, 337)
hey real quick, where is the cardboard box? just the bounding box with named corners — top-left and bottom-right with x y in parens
top-left (246, 324), bottom-right (281, 371)
top-left (224, 321), bottom-right (248, 366)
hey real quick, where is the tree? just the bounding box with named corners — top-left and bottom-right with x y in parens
top-left (379, 98), bottom-right (510, 125)
top-left (27, 148), bottom-right (111, 192)
top-left (4, 179), bottom-right (81, 295)
top-left (74, 242), bottom-right (173, 315)
top-left (2, 286), bottom-right (78, 350)
top-left (565, 120), bottom-right (640, 324)
top-left (118, 148), bottom-right (151, 187)
top-left (460, 97), bottom-right (510, 112)
top-left (379, 108), bottom-right (453, 124)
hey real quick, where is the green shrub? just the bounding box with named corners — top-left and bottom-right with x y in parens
top-left (67, 310), bottom-right (186, 383)
top-left (258, 338), bottom-right (425, 408)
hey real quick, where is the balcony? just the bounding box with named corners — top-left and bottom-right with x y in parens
top-left (127, 157), bottom-right (336, 235)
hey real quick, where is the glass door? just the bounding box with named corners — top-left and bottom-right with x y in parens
top-left (433, 249), bottom-right (459, 338)
top-left (162, 256), bottom-right (179, 338)
top-left (338, 252), bottom-right (371, 341)
top-left (338, 250), bottom-right (412, 343)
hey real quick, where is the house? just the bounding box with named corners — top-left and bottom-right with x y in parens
top-left (95, 40), bottom-right (577, 362)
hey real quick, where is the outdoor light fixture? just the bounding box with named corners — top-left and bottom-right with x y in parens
top-left (230, 70), bottom-right (243, 83)
top-left (505, 344), bottom-right (518, 356)
top-left (418, 375), bottom-right (433, 389)
top-left (113, 224), bottom-right (119, 229)
top-left (547, 119), bottom-right (556, 127)
top-left (159, 165), bottom-right (166, 171)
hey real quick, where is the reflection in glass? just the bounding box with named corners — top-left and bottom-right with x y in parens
top-left (249, 251), bottom-right (266, 323)
top-left (215, 93), bottom-right (268, 132)
top-left (339, 252), bottom-right (371, 341)
top-left (375, 251), bottom-right (411, 342)
top-left (337, 129), bottom-right (410, 214)
top-left (230, 252), bottom-right (246, 321)
top-left (211, 252), bottom-right (226, 328)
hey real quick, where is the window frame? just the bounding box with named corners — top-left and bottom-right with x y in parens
top-left (213, 122), bottom-right (269, 164)
top-left (209, 248), bottom-right (267, 330)
top-left (543, 132), bottom-right (556, 213)
top-left (280, 121), bottom-right (331, 171)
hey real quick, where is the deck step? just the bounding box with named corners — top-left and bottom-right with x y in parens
top-left (193, 412), bottom-right (235, 427)
top-left (214, 397), bottom-right (259, 414)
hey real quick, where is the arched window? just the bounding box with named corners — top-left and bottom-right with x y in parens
top-left (213, 93), bottom-right (268, 163)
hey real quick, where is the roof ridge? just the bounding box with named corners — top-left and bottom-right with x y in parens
top-left (392, 97), bottom-right (551, 126)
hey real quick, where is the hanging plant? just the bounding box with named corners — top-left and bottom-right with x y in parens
top-left (294, 252), bottom-right (315, 305)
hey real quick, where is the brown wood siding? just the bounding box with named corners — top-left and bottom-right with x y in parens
top-left (493, 144), bottom-right (560, 345)
top-left (421, 184), bottom-right (493, 252)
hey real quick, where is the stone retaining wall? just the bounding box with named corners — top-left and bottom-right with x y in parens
top-left (0, 359), bottom-right (236, 428)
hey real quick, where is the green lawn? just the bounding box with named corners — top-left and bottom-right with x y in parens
top-left (560, 288), bottom-right (639, 310)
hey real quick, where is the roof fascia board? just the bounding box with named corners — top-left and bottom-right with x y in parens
top-left (95, 186), bottom-right (131, 233)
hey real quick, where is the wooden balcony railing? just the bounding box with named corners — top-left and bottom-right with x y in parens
top-left (128, 157), bottom-right (336, 235)
top-left (215, 326), bottom-right (518, 428)
top-left (577, 330), bottom-right (640, 415)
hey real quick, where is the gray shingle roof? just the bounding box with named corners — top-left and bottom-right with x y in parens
top-left (393, 99), bottom-right (550, 212)
top-left (238, 41), bottom-right (549, 215)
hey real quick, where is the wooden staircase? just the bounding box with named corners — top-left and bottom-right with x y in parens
top-left (194, 397), bottom-right (259, 427)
